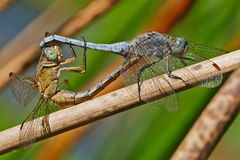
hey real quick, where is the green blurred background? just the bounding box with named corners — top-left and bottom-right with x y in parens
top-left (0, 0), bottom-right (240, 159)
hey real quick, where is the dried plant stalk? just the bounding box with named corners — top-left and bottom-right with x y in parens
top-left (0, 50), bottom-right (240, 154)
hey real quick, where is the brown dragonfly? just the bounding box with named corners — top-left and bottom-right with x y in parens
top-left (10, 41), bottom-right (138, 147)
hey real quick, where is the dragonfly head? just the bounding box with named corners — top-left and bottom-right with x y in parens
top-left (171, 36), bottom-right (188, 56)
top-left (43, 45), bottom-right (64, 62)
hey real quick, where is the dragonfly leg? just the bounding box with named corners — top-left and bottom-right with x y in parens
top-left (20, 118), bottom-right (28, 130)
top-left (137, 64), bottom-right (152, 101)
top-left (165, 56), bottom-right (183, 80)
top-left (137, 59), bottom-right (161, 102)
top-left (59, 43), bottom-right (86, 74)
top-left (181, 56), bottom-right (195, 62)
top-left (58, 66), bottom-right (85, 77)
top-left (59, 44), bottom-right (77, 65)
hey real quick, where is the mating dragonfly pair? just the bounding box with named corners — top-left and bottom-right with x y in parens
top-left (10, 31), bottom-right (225, 146)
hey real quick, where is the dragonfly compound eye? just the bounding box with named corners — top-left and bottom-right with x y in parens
top-left (172, 37), bottom-right (188, 55)
top-left (44, 47), bottom-right (58, 61)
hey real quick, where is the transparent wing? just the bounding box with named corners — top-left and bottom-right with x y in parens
top-left (9, 73), bottom-right (38, 107)
top-left (121, 57), bottom-right (178, 111)
top-left (140, 58), bottom-right (179, 112)
top-left (163, 34), bottom-right (227, 58)
top-left (184, 42), bottom-right (227, 87)
top-left (19, 99), bottom-right (59, 147)
top-left (151, 40), bottom-right (226, 88)
top-left (121, 55), bottom-right (165, 84)
top-left (182, 53), bottom-right (223, 88)
top-left (187, 41), bottom-right (227, 58)
top-left (121, 57), bottom-right (147, 85)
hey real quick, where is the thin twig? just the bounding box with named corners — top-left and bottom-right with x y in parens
top-left (0, 0), bottom-right (118, 90)
top-left (0, 50), bottom-right (240, 154)
top-left (171, 66), bottom-right (240, 159)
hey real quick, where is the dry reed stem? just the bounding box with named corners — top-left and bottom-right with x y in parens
top-left (0, 49), bottom-right (240, 154)
top-left (0, 0), bottom-right (118, 90)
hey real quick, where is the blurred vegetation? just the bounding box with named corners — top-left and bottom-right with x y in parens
top-left (0, 0), bottom-right (240, 160)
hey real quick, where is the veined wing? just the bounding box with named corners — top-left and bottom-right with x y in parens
top-left (121, 56), bottom-right (179, 112)
top-left (9, 72), bottom-right (38, 107)
top-left (187, 41), bottom-right (227, 58)
top-left (181, 41), bottom-right (227, 88)
top-left (140, 57), bottom-right (179, 111)
top-left (19, 98), bottom-right (59, 147)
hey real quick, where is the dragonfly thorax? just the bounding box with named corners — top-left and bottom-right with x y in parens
top-left (36, 66), bottom-right (59, 99)
top-left (36, 45), bottom-right (64, 99)
top-left (129, 32), bottom-right (172, 58)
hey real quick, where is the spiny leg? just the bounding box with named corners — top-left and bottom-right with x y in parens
top-left (181, 56), bottom-right (195, 62)
top-left (79, 36), bottom-right (87, 71)
top-left (165, 56), bottom-right (183, 80)
top-left (59, 41), bottom-right (87, 74)
top-left (58, 66), bottom-right (85, 75)
top-left (137, 59), bottom-right (161, 102)
top-left (69, 37), bottom-right (87, 71)
top-left (179, 56), bottom-right (199, 86)
top-left (60, 44), bottom-right (77, 65)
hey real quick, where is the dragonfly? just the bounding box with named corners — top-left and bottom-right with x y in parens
top-left (40, 31), bottom-right (226, 111)
top-left (10, 37), bottom-right (139, 147)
